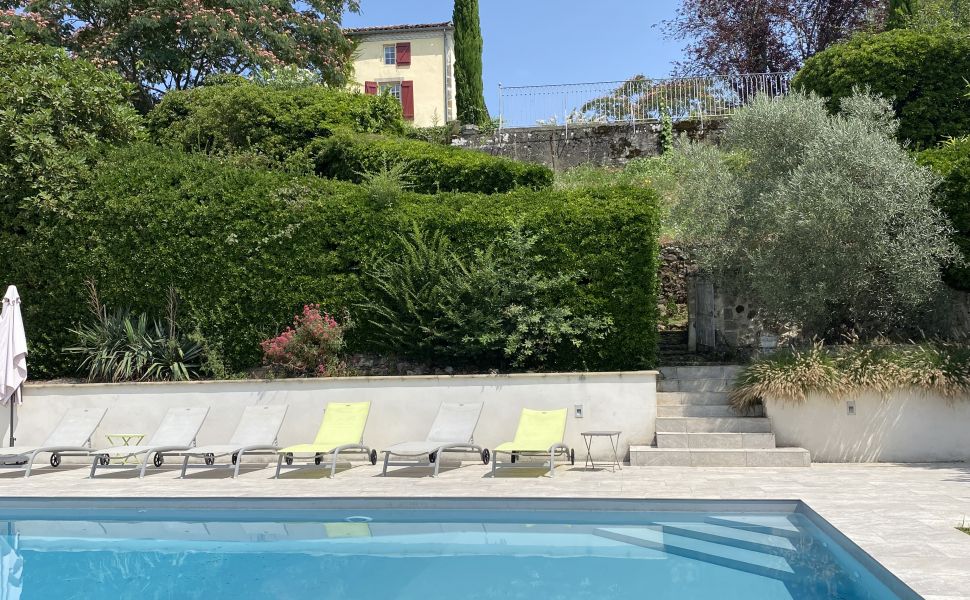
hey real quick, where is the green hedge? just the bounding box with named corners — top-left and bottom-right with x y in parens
top-left (793, 30), bottom-right (970, 147)
top-left (146, 77), bottom-right (406, 161)
top-left (918, 139), bottom-right (970, 290)
top-left (312, 132), bottom-right (553, 194)
top-left (18, 145), bottom-right (658, 377)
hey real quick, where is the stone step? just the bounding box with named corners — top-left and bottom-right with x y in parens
top-left (629, 447), bottom-right (811, 467)
top-left (653, 521), bottom-right (797, 554)
top-left (705, 515), bottom-right (801, 539)
top-left (657, 392), bottom-right (730, 406)
top-left (656, 432), bottom-right (776, 449)
top-left (656, 417), bottom-right (772, 434)
top-left (659, 365), bottom-right (744, 380)
top-left (657, 405), bottom-right (762, 418)
top-left (658, 378), bottom-right (732, 393)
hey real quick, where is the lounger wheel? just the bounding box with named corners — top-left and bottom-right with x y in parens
top-left (429, 451), bottom-right (438, 464)
top-left (204, 453), bottom-right (215, 466)
top-left (153, 453), bottom-right (164, 468)
top-left (50, 453), bottom-right (61, 468)
top-left (369, 449), bottom-right (378, 465)
top-left (481, 449), bottom-right (490, 465)
top-left (231, 453), bottom-right (238, 465)
top-left (98, 454), bottom-right (110, 466)
top-left (314, 453), bottom-right (323, 465)
top-left (284, 453), bottom-right (293, 466)
top-left (570, 449), bottom-right (575, 465)
top-left (510, 453), bottom-right (517, 464)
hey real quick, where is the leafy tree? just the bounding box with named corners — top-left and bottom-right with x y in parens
top-left (918, 137), bottom-right (970, 290)
top-left (670, 92), bottom-right (959, 338)
top-left (453, 0), bottom-right (489, 126)
top-left (0, 0), bottom-right (360, 109)
top-left (664, 0), bottom-right (883, 75)
top-left (897, 0), bottom-right (970, 29)
top-left (887, 0), bottom-right (918, 28)
top-left (794, 29), bottom-right (970, 146)
top-left (0, 38), bottom-right (143, 228)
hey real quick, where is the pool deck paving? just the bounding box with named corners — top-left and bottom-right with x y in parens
top-left (0, 460), bottom-right (967, 599)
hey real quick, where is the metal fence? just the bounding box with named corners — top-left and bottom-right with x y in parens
top-left (497, 72), bottom-right (795, 130)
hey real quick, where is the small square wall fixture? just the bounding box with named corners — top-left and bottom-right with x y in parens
top-left (574, 405), bottom-right (584, 419)
top-left (846, 400), bottom-right (856, 416)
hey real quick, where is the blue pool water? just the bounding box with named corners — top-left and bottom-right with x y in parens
top-left (0, 498), bottom-right (915, 600)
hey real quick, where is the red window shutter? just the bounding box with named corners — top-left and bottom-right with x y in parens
top-left (401, 81), bottom-right (414, 120)
top-left (396, 42), bottom-right (411, 66)
top-left (364, 81), bottom-right (377, 95)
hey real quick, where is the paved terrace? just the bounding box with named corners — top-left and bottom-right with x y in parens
top-left (0, 462), bottom-right (967, 599)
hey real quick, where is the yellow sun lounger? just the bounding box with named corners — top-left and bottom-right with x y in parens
top-left (490, 408), bottom-right (574, 477)
top-left (275, 402), bottom-right (375, 478)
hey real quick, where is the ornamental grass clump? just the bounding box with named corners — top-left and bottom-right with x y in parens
top-left (260, 305), bottom-right (350, 377)
top-left (731, 341), bottom-right (970, 410)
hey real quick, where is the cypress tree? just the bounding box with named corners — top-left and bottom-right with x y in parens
top-left (453, 0), bottom-right (489, 126)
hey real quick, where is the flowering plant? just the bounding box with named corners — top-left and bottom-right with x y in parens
top-left (261, 305), bottom-right (350, 376)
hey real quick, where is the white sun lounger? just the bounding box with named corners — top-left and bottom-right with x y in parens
top-left (177, 405), bottom-right (288, 479)
top-left (0, 407), bottom-right (107, 477)
top-left (380, 401), bottom-right (489, 477)
top-left (88, 407), bottom-right (209, 478)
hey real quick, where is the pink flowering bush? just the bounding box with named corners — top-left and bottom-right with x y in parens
top-left (261, 305), bottom-right (350, 376)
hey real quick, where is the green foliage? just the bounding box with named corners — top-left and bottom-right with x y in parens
top-left (887, 0), bottom-right (919, 28)
top-left (896, 0), bottom-right (970, 30)
top-left (918, 138), bottom-right (970, 290)
top-left (453, 0), bottom-right (489, 126)
top-left (670, 92), bottom-right (959, 337)
top-left (793, 29), bottom-right (970, 147)
top-left (0, 0), bottom-right (360, 108)
top-left (22, 144), bottom-right (660, 377)
top-left (147, 78), bottom-right (405, 162)
top-left (0, 38), bottom-right (143, 226)
top-left (313, 132), bottom-right (553, 194)
top-left (360, 225), bottom-right (614, 369)
top-left (65, 283), bottom-right (203, 382)
top-left (731, 340), bottom-right (970, 408)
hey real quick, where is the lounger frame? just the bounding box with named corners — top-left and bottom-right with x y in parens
top-left (490, 444), bottom-right (575, 477)
top-left (381, 442), bottom-right (488, 477)
top-left (180, 444), bottom-right (281, 479)
top-left (275, 444), bottom-right (376, 479)
top-left (178, 405), bottom-right (289, 479)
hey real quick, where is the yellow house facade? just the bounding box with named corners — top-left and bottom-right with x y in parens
top-left (346, 22), bottom-right (456, 127)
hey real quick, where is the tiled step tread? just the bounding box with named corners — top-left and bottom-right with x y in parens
top-left (656, 417), bottom-right (773, 434)
top-left (659, 366), bottom-right (745, 380)
top-left (657, 405), bottom-right (761, 418)
top-left (658, 379), bottom-right (733, 393)
top-left (705, 515), bottom-right (802, 538)
top-left (657, 392), bottom-right (731, 406)
top-left (656, 432), bottom-right (776, 449)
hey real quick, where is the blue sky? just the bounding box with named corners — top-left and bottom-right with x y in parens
top-left (343, 1), bottom-right (685, 114)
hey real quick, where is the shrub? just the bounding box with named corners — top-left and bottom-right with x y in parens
top-left (730, 341), bottom-right (970, 409)
top-left (670, 92), bottom-right (959, 338)
top-left (360, 226), bottom-right (614, 369)
top-left (22, 144), bottom-right (660, 376)
top-left (0, 38), bottom-right (143, 224)
top-left (793, 29), bottom-right (970, 147)
top-left (918, 138), bottom-right (970, 290)
top-left (261, 305), bottom-right (350, 377)
top-left (147, 77), bottom-right (406, 162)
top-left (312, 132), bottom-right (553, 194)
top-left (65, 283), bottom-right (202, 382)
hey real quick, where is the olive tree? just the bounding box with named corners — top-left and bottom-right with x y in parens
top-left (671, 91), bottom-right (960, 337)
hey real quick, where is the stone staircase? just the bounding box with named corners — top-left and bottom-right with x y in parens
top-left (631, 366), bottom-right (811, 467)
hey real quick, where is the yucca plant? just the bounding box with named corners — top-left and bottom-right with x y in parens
top-left (65, 282), bottom-right (203, 382)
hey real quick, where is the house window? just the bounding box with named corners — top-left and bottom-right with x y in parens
top-left (383, 45), bottom-right (396, 65)
top-left (379, 82), bottom-right (402, 101)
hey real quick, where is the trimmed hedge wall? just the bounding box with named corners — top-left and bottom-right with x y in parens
top-left (146, 77), bottom-right (406, 161)
top-left (17, 145), bottom-right (658, 377)
top-left (312, 132), bottom-right (553, 194)
top-left (793, 30), bottom-right (970, 148)
top-left (918, 139), bottom-right (970, 290)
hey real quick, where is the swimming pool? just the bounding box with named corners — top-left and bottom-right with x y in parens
top-left (0, 498), bottom-right (916, 599)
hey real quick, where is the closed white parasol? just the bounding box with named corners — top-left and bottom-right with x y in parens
top-left (0, 286), bottom-right (27, 447)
